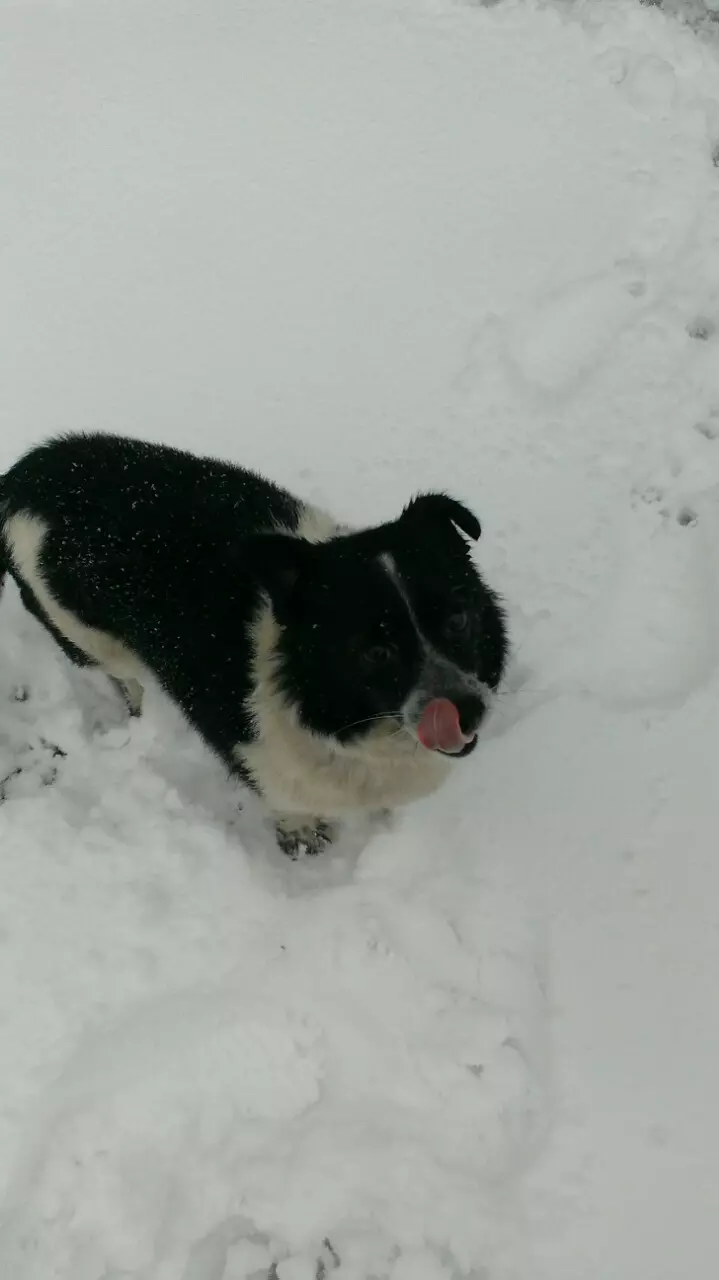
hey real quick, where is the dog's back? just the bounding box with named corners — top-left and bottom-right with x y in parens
top-left (1, 432), bottom-right (303, 548)
top-left (0, 433), bottom-right (323, 769)
top-left (0, 431), bottom-right (311, 662)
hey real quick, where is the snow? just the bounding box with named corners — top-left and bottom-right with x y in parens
top-left (1, 0), bottom-right (719, 1276)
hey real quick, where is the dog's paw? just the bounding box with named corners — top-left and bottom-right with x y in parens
top-left (274, 815), bottom-right (336, 859)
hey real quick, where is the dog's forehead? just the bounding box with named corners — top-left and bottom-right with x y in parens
top-left (325, 542), bottom-right (396, 585)
top-left (381, 538), bottom-right (476, 598)
top-left (318, 542), bottom-right (410, 614)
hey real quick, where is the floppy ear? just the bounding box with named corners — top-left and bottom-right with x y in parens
top-left (401, 492), bottom-right (482, 542)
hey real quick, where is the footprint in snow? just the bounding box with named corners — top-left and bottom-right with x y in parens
top-left (687, 316), bottom-right (716, 342)
top-left (0, 737), bottom-right (66, 802)
top-left (694, 415), bottom-right (719, 442)
top-left (184, 1223), bottom-right (339, 1280)
top-left (505, 260), bottom-right (647, 395)
top-left (575, 416), bottom-right (719, 709)
top-left (669, 407), bottom-right (719, 500)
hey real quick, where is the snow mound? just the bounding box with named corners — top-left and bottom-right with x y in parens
top-left (0, 832), bottom-right (544, 1279)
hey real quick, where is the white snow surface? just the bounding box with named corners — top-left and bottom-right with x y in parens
top-left (1, 0), bottom-right (719, 1276)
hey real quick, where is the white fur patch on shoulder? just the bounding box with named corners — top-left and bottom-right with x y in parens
top-left (237, 601), bottom-right (450, 817)
top-left (4, 511), bottom-right (147, 685)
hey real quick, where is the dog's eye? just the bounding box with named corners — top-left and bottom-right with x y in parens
top-left (362, 643), bottom-right (396, 668)
top-left (445, 610), bottom-right (469, 636)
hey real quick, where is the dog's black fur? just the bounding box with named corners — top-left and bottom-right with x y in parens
top-left (0, 433), bottom-right (508, 854)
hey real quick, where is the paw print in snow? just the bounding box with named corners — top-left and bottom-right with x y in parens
top-left (0, 737), bottom-right (66, 802)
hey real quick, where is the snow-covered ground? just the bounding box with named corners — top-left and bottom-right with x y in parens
top-left (1, 0), bottom-right (719, 1276)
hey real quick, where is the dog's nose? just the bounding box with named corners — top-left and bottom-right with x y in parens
top-left (451, 692), bottom-right (487, 737)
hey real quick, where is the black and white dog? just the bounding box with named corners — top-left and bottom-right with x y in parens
top-left (0, 433), bottom-right (508, 855)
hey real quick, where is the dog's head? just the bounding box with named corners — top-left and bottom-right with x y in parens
top-left (256, 492), bottom-right (509, 757)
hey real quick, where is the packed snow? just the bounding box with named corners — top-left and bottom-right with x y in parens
top-left (1, 0), bottom-right (719, 1276)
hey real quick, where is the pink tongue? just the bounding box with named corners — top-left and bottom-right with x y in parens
top-left (417, 698), bottom-right (471, 754)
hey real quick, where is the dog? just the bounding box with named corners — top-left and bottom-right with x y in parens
top-left (0, 432), bottom-right (509, 855)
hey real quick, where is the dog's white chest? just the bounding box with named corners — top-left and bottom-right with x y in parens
top-left (239, 600), bottom-right (452, 817)
top-left (236, 702), bottom-right (450, 818)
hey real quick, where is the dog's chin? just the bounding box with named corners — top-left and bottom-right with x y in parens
top-left (438, 735), bottom-right (478, 759)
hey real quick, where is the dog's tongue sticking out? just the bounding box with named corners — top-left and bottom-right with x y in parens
top-left (417, 698), bottom-right (473, 754)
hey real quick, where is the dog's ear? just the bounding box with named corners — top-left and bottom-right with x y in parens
top-left (250, 532), bottom-right (314, 616)
top-left (401, 493), bottom-right (481, 542)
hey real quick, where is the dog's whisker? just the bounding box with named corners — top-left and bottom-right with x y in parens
top-left (336, 712), bottom-right (401, 735)
top-left (498, 691), bottom-right (555, 701)
top-left (498, 685), bottom-right (553, 700)
top-left (388, 724), bottom-right (413, 742)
